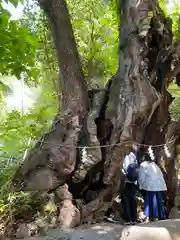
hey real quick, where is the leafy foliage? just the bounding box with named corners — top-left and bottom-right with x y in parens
top-left (68, 0), bottom-right (118, 86)
top-left (0, 192), bottom-right (44, 223)
top-left (169, 83), bottom-right (180, 120)
top-left (0, 1), bottom-right (39, 80)
top-left (0, 0), bottom-right (118, 225)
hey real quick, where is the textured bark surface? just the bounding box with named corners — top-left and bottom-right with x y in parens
top-left (11, 0), bottom-right (180, 227)
top-left (103, 0), bottom-right (161, 185)
top-left (164, 121), bottom-right (180, 211)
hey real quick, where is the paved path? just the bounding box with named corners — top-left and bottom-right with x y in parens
top-left (17, 219), bottom-right (180, 240)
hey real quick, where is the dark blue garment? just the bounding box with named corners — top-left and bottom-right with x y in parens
top-left (156, 191), bottom-right (167, 220)
top-left (121, 182), bottom-right (137, 222)
top-left (126, 163), bottom-right (139, 182)
top-left (143, 191), bottom-right (166, 219)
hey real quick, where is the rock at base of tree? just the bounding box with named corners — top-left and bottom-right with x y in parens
top-left (169, 207), bottom-right (180, 219)
top-left (169, 195), bottom-right (180, 219)
top-left (15, 223), bottom-right (39, 239)
top-left (121, 226), bottom-right (175, 240)
top-left (121, 221), bottom-right (180, 240)
top-left (55, 184), bottom-right (73, 201)
top-left (54, 183), bottom-right (81, 228)
top-left (58, 199), bottom-right (80, 229)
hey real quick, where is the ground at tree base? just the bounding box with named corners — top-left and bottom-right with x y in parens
top-left (9, 219), bottom-right (180, 240)
top-left (3, 193), bottom-right (179, 239)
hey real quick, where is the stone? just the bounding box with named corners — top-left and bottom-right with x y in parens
top-left (0, 223), bottom-right (5, 237)
top-left (15, 223), bottom-right (30, 239)
top-left (169, 195), bottom-right (180, 219)
top-left (15, 222), bottom-right (40, 239)
top-left (58, 199), bottom-right (80, 229)
top-left (55, 184), bottom-right (72, 201)
top-left (169, 207), bottom-right (180, 219)
top-left (120, 221), bottom-right (180, 240)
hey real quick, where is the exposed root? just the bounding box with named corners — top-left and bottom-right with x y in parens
top-left (56, 184), bottom-right (80, 228)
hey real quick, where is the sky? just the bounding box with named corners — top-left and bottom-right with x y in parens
top-left (1, 76), bottom-right (39, 114)
top-left (2, 1), bottom-right (36, 113)
top-left (2, 0), bottom-right (176, 20)
top-left (2, 0), bottom-right (24, 20)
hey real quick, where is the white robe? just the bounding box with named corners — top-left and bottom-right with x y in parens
top-left (122, 152), bottom-right (137, 183)
top-left (138, 161), bottom-right (167, 192)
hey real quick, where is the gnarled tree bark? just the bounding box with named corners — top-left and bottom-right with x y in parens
top-left (12, 0), bottom-right (180, 226)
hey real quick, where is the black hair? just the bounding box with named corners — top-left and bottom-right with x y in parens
top-left (144, 152), bottom-right (152, 162)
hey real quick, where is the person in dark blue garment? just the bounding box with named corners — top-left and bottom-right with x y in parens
top-left (121, 144), bottom-right (139, 225)
top-left (138, 153), bottom-right (167, 222)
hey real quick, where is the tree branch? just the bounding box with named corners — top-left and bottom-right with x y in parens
top-left (39, 0), bottom-right (88, 114)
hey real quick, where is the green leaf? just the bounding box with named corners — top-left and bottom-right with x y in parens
top-left (8, 0), bottom-right (19, 7)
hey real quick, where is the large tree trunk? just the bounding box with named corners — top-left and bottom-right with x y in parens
top-left (12, 0), bottom-right (180, 226)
